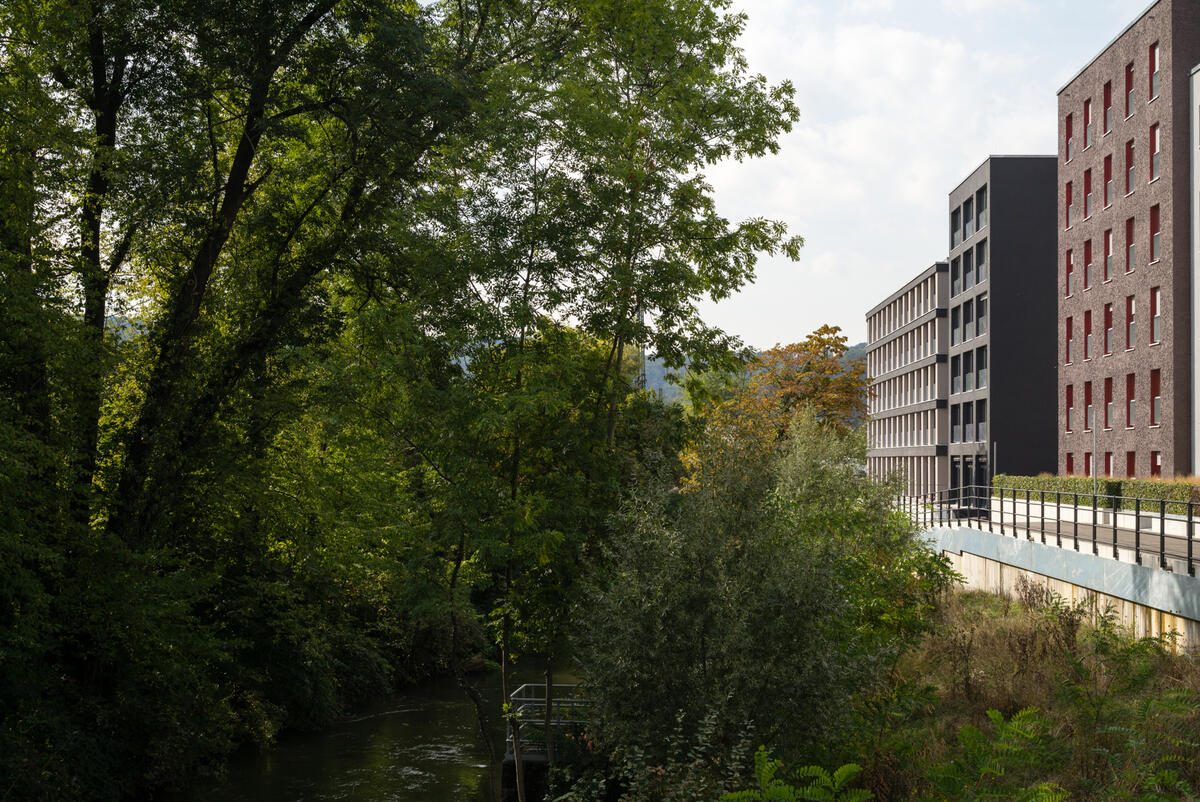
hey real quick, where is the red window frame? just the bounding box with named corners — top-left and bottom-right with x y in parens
top-left (1126, 373), bottom-right (1136, 427)
top-left (1150, 286), bottom-right (1161, 343)
top-left (1103, 228), bottom-right (1113, 280)
top-left (1150, 368), bottom-right (1161, 425)
top-left (1084, 169), bottom-right (1092, 217)
top-left (1084, 98), bottom-right (1092, 147)
top-left (1125, 217), bottom-right (1135, 272)
top-left (1065, 316), bottom-right (1074, 362)
top-left (1084, 309), bottom-right (1092, 358)
top-left (1084, 239), bottom-right (1092, 288)
top-left (1085, 381), bottom-right (1093, 431)
top-left (1151, 451), bottom-right (1161, 477)
top-left (1104, 377), bottom-right (1113, 429)
top-left (1125, 62), bottom-right (1134, 117)
top-left (1103, 154), bottom-right (1112, 206)
top-left (1104, 303), bottom-right (1113, 354)
top-left (1065, 249), bottom-right (1074, 294)
top-left (1065, 113), bottom-right (1074, 160)
top-left (1150, 205), bottom-right (1160, 262)
top-left (1126, 295), bottom-right (1136, 348)
top-left (1149, 42), bottom-right (1159, 98)
top-left (1066, 384), bottom-right (1074, 431)
top-left (1067, 453), bottom-right (1075, 475)
top-left (1150, 123), bottom-right (1161, 180)
top-left (1103, 81), bottom-right (1113, 132)
top-left (1125, 139), bottom-right (1134, 193)
top-left (1126, 451), bottom-right (1136, 477)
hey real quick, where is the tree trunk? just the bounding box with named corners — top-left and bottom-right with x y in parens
top-left (501, 617), bottom-right (527, 802)
top-left (544, 657), bottom-right (555, 766)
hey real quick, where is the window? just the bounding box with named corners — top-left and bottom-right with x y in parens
top-left (1151, 286), bottom-right (1161, 343)
top-left (976, 346), bottom-right (987, 388)
top-left (1103, 81), bottom-right (1113, 132)
top-left (1066, 384), bottom-right (1074, 431)
top-left (1151, 451), bottom-right (1162, 477)
top-left (951, 355), bottom-right (961, 394)
top-left (1067, 453), bottom-right (1075, 475)
top-left (963, 249), bottom-right (974, 291)
top-left (1125, 217), bottom-right (1135, 272)
top-left (1065, 250), bottom-right (1074, 295)
top-left (1066, 181), bottom-right (1074, 227)
top-left (1126, 295), bottom-right (1136, 348)
top-left (1104, 303), bottom-right (1113, 354)
top-left (976, 293), bottom-right (987, 335)
top-left (1065, 113), bottom-right (1074, 161)
top-left (976, 400), bottom-right (987, 442)
top-left (976, 186), bottom-right (988, 230)
top-left (1085, 452), bottom-right (1093, 478)
top-left (951, 306), bottom-right (960, 346)
top-left (1084, 98), bottom-right (1093, 147)
top-left (963, 350), bottom-right (974, 392)
top-left (976, 240), bottom-right (987, 282)
top-left (1084, 239), bottom-right (1093, 288)
top-left (951, 257), bottom-right (961, 296)
top-left (1150, 123), bottom-right (1161, 180)
top-left (1149, 42), bottom-right (1160, 99)
top-left (1104, 154), bottom-right (1113, 206)
top-left (951, 208), bottom-right (961, 249)
top-left (1104, 228), bottom-right (1113, 280)
top-left (1104, 452), bottom-right (1113, 477)
top-left (1104, 377), bottom-right (1113, 429)
top-left (963, 197), bottom-right (974, 239)
top-left (963, 401), bottom-right (974, 442)
top-left (1125, 61), bottom-right (1134, 117)
top-left (1065, 316), bottom-right (1074, 363)
top-left (1084, 310), bottom-right (1092, 359)
top-left (951, 405), bottom-right (961, 443)
top-left (1125, 139), bottom-right (1135, 193)
top-left (1085, 381), bottom-right (1093, 431)
top-left (1151, 368), bottom-right (1161, 425)
top-left (1127, 451), bottom-right (1136, 477)
top-left (1150, 205), bottom-right (1160, 262)
top-left (1126, 373), bottom-right (1136, 427)
top-left (963, 300), bottom-right (974, 341)
top-left (1084, 169), bottom-right (1093, 218)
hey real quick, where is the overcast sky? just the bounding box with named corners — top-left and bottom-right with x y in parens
top-left (696, 0), bottom-right (1152, 349)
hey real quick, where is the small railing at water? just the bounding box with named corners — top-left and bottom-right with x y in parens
top-left (900, 483), bottom-right (1198, 577)
top-left (505, 684), bottom-right (592, 760)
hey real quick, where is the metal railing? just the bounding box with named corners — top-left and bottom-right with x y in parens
top-left (506, 684), bottom-right (592, 757)
top-left (901, 483), bottom-right (1197, 577)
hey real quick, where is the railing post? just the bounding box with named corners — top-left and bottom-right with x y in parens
top-left (999, 487), bottom-right (1005, 535)
top-left (1189, 501), bottom-right (1195, 577)
top-left (1056, 491), bottom-right (1062, 548)
top-left (1072, 492), bottom-right (1079, 551)
top-left (1134, 498), bottom-right (1142, 565)
top-left (1159, 499), bottom-right (1167, 570)
top-left (1112, 492), bottom-right (1120, 560)
top-left (1040, 489), bottom-right (1046, 544)
top-left (1092, 490), bottom-right (1098, 556)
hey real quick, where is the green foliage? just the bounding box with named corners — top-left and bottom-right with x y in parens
top-left (722, 747), bottom-right (873, 802)
top-left (993, 474), bottom-right (1199, 514)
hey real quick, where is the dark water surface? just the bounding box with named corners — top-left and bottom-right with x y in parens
top-left (181, 669), bottom-right (543, 802)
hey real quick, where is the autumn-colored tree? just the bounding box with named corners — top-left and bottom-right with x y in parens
top-left (752, 325), bottom-right (870, 433)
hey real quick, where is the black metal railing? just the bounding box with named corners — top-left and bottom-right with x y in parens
top-left (505, 684), bottom-right (592, 758)
top-left (900, 483), bottom-right (1196, 577)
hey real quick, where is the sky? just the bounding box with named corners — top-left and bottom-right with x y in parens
top-left (696, 0), bottom-right (1154, 349)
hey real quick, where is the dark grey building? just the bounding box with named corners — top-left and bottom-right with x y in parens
top-left (947, 157), bottom-right (1059, 493)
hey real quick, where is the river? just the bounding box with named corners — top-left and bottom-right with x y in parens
top-left (181, 668), bottom-right (548, 802)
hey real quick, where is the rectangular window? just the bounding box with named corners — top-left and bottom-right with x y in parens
top-left (1084, 169), bottom-right (1093, 218)
top-left (1127, 451), bottom-right (1136, 477)
top-left (1149, 42), bottom-right (1160, 99)
top-left (951, 208), bottom-right (961, 249)
top-left (1151, 451), bottom-right (1162, 477)
top-left (1084, 239), bottom-right (1093, 289)
top-left (1151, 286), bottom-right (1161, 343)
top-left (1150, 205), bottom-right (1160, 262)
top-left (1125, 62), bottom-right (1134, 117)
top-left (1066, 181), bottom-right (1074, 227)
top-left (1104, 228), bottom-right (1113, 280)
top-left (1084, 310), bottom-right (1092, 359)
top-left (963, 299), bottom-right (974, 341)
top-left (1126, 295), bottom-right (1136, 348)
top-left (1103, 81), bottom-right (1113, 132)
top-left (1085, 381), bottom-right (1093, 431)
top-left (1125, 217), bottom-right (1135, 272)
top-left (1084, 98), bottom-right (1093, 147)
top-left (1105, 452), bottom-right (1113, 477)
top-left (951, 306), bottom-right (960, 346)
top-left (1104, 377), bottom-right (1113, 429)
top-left (1150, 123), bottom-right (1161, 180)
top-left (1126, 373), bottom-right (1136, 427)
top-left (1066, 316), bottom-right (1074, 363)
top-left (976, 186), bottom-right (988, 230)
top-left (1104, 302), bottom-right (1113, 354)
top-left (976, 292), bottom-right (987, 335)
top-left (951, 354), bottom-right (961, 394)
top-left (976, 240), bottom-right (987, 282)
top-left (976, 400), bottom-right (987, 442)
top-left (1125, 139), bottom-right (1135, 193)
top-left (1085, 452), bottom-right (1093, 478)
top-left (951, 257), bottom-right (961, 296)
top-left (1065, 250), bottom-right (1074, 295)
top-left (976, 346), bottom-right (987, 388)
top-left (962, 399), bottom-right (974, 442)
top-left (1065, 113), bottom-right (1074, 161)
top-left (1151, 368), bottom-right (1161, 425)
top-left (1067, 453), bottom-right (1075, 475)
top-left (963, 249), bottom-right (974, 291)
top-left (1104, 154), bottom-right (1113, 206)
top-left (963, 351), bottom-right (974, 392)
top-left (963, 197), bottom-right (974, 240)
top-left (1066, 384), bottom-right (1075, 431)
top-left (951, 404), bottom-right (960, 443)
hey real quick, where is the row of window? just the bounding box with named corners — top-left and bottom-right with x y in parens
top-left (867, 455), bottom-right (943, 496)
top-left (1064, 130), bottom-right (1162, 229)
top-left (1064, 42), bottom-right (1159, 162)
top-left (870, 363), bottom-right (940, 414)
top-left (1064, 287), bottom-right (1161, 362)
top-left (867, 274), bottom-right (939, 342)
top-left (950, 185), bottom-right (988, 249)
top-left (950, 292), bottom-right (988, 346)
top-left (1064, 370), bottom-right (1161, 432)
top-left (1065, 450), bottom-right (1162, 479)
top-left (868, 409), bottom-right (941, 449)
top-left (950, 239), bottom-right (988, 298)
top-left (949, 400), bottom-right (987, 444)
top-left (1064, 208), bottom-right (1162, 293)
top-left (950, 346), bottom-right (988, 395)
top-left (867, 318), bottom-right (939, 379)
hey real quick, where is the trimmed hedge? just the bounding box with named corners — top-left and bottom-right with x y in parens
top-left (992, 473), bottom-right (1200, 515)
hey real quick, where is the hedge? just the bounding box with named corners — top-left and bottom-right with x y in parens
top-left (992, 473), bottom-right (1200, 514)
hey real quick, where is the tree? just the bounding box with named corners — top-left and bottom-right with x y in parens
top-left (753, 325), bottom-right (870, 433)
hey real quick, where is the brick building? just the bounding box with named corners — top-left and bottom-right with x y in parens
top-left (1057, 0), bottom-right (1200, 478)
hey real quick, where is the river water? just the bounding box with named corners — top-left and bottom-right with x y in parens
top-left (183, 670), bottom-right (535, 802)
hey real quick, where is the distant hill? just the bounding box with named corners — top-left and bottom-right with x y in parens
top-left (844, 341), bottom-right (867, 365)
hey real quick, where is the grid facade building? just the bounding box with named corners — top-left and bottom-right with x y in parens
top-left (947, 157), bottom-right (1060, 491)
top-left (1057, 0), bottom-right (1200, 478)
top-left (866, 263), bottom-right (949, 496)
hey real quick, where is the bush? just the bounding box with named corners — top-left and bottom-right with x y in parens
top-left (992, 474), bottom-right (1200, 514)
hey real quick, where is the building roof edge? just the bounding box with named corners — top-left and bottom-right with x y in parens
top-left (866, 262), bottom-right (949, 320)
top-left (1057, 0), bottom-right (1162, 96)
